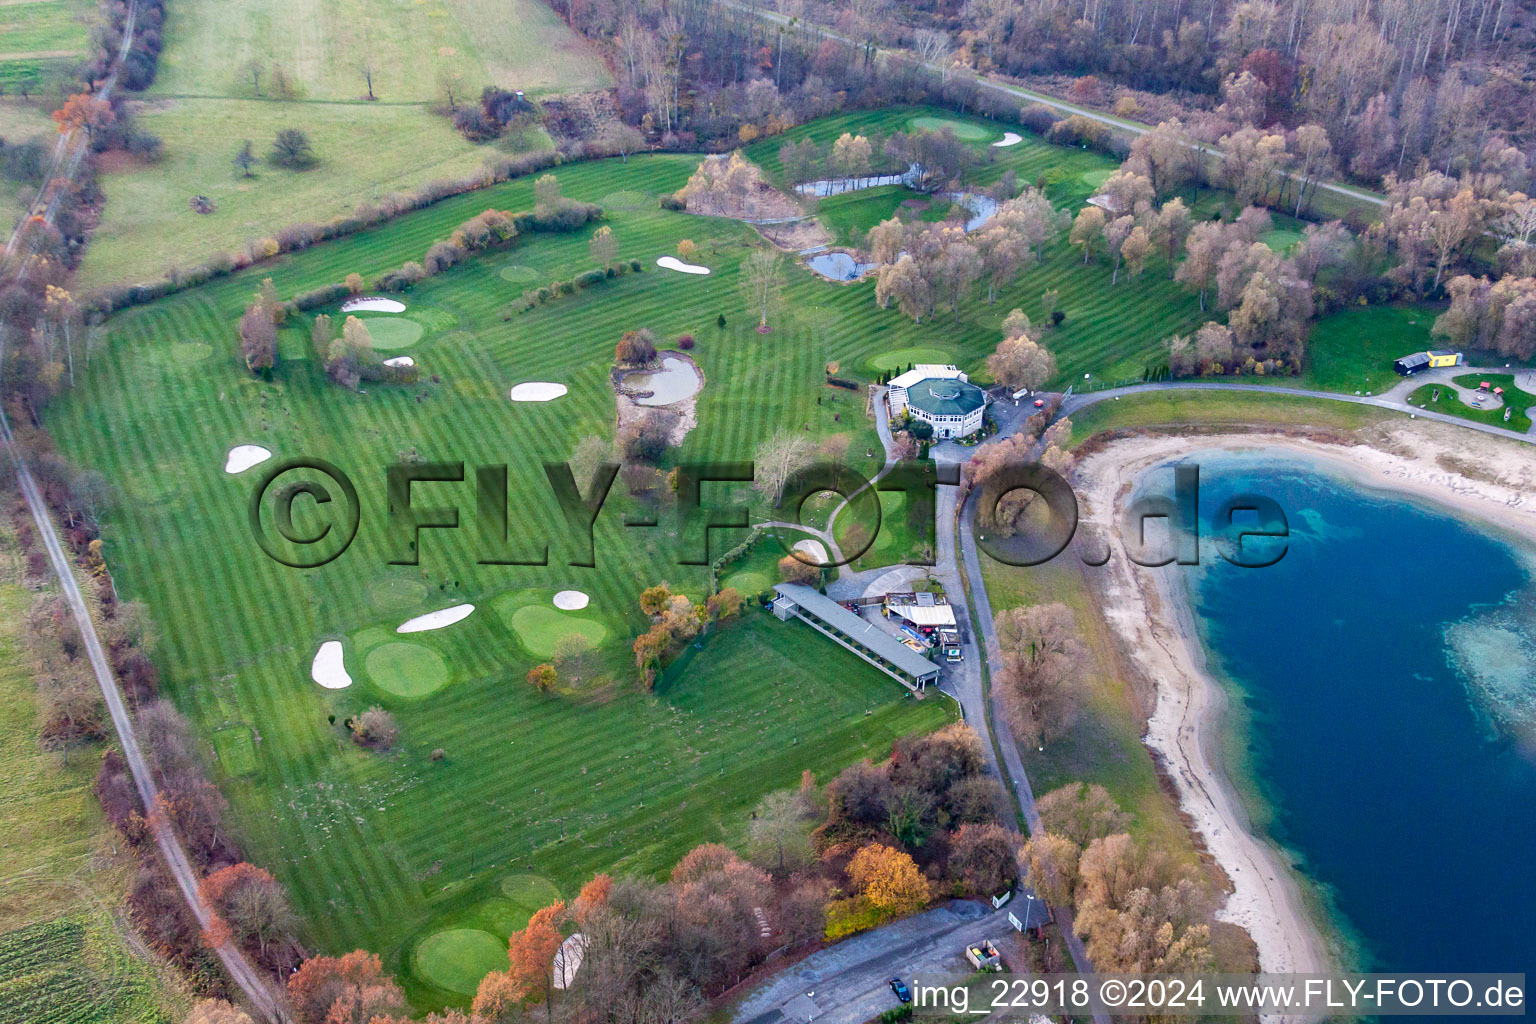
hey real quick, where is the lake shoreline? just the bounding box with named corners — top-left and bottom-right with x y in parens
top-left (1070, 419), bottom-right (1536, 978)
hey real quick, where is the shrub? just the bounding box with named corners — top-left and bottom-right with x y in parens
top-left (269, 128), bottom-right (317, 170)
top-left (424, 240), bottom-right (464, 274)
top-left (352, 706), bottom-right (398, 750)
top-left (575, 268), bottom-right (606, 288)
top-left (630, 258), bottom-right (643, 272)
top-left (659, 194), bottom-right (686, 211)
top-left (375, 261), bottom-right (427, 292)
top-left (292, 283), bottom-right (350, 311)
top-left (676, 333), bottom-right (695, 350)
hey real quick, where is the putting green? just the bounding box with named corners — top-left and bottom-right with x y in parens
top-left (212, 726), bottom-right (259, 776)
top-left (722, 570), bottom-right (772, 596)
top-left (365, 642), bottom-right (449, 697)
top-left (1260, 228), bottom-right (1304, 252)
top-left (499, 264), bottom-right (542, 283)
top-left (413, 928), bottom-right (506, 996)
top-left (500, 874), bottom-right (561, 924)
top-left (506, 605), bottom-right (609, 658)
top-left (1082, 169), bottom-right (1113, 188)
top-left (909, 116), bottom-right (990, 141)
top-left (357, 316), bottom-right (424, 351)
top-left (869, 347), bottom-right (953, 371)
top-left (368, 577), bottom-right (429, 615)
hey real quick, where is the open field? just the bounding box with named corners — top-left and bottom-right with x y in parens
top-left (0, 0), bottom-right (91, 90)
top-left (150, 0), bottom-right (609, 102)
top-left (78, 99), bottom-right (525, 289)
top-left (1066, 389), bottom-right (1397, 439)
top-left (79, 0), bottom-right (609, 289)
top-left (0, 528), bottom-right (186, 1024)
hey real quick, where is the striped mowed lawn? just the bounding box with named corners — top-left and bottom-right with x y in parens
top-left (44, 121), bottom-right (1214, 994)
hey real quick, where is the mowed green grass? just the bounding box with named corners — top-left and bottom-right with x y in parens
top-left (150, 0), bottom-right (609, 102)
top-left (0, 0), bottom-right (91, 89)
top-left (1407, 373), bottom-right (1536, 432)
top-left (78, 99), bottom-right (516, 289)
top-left (45, 151), bottom-right (987, 994)
top-left (79, 0), bottom-right (611, 289)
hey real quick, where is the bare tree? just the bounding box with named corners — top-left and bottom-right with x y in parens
top-left (740, 249), bottom-right (785, 329)
top-left (753, 428), bottom-right (816, 506)
top-left (994, 603), bottom-right (1084, 749)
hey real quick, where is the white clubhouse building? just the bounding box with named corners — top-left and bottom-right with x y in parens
top-left (887, 364), bottom-right (989, 439)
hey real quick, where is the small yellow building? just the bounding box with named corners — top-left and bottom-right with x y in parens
top-left (1427, 351), bottom-right (1462, 368)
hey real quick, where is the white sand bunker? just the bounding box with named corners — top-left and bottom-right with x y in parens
top-left (993, 132), bottom-right (1023, 147)
top-left (311, 641), bottom-right (352, 689)
top-left (340, 296), bottom-right (406, 313)
top-left (656, 255), bottom-right (710, 275)
top-left (794, 538), bottom-right (830, 565)
top-left (510, 382), bottom-right (568, 402)
top-left (225, 445), bottom-right (272, 474)
top-left (383, 356), bottom-right (415, 368)
top-left (553, 590), bottom-right (590, 610)
top-left (398, 603), bottom-right (475, 633)
top-left (553, 933), bottom-right (588, 990)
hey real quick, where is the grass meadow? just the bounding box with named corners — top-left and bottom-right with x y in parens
top-left (0, 0), bottom-right (91, 90)
top-left (77, 0), bottom-right (609, 290)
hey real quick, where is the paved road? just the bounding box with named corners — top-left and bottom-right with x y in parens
top-left (735, 901), bottom-right (1006, 1024)
top-left (734, 391), bottom-right (1110, 1024)
top-left (0, 413), bottom-right (288, 1022)
top-left (718, 0), bottom-right (1386, 211)
top-left (1058, 372), bottom-right (1536, 444)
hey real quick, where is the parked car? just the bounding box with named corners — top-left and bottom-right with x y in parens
top-left (889, 977), bottom-right (912, 1003)
top-left (945, 646), bottom-right (962, 663)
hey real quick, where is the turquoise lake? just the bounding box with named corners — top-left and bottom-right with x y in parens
top-left (1163, 451), bottom-right (1536, 973)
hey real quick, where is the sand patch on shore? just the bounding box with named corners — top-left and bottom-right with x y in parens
top-left (1073, 419), bottom-right (1536, 979)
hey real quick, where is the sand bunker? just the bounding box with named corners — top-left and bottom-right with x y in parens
top-left (397, 603), bottom-right (475, 633)
top-left (340, 297), bottom-right (406, 313)
top-left (311, 641), bottom-right (352, 689)
top-left (553, 933), bottom-right (588, 990)
top-left (993, 132), bottom-right (1023, 147)
top-left (383, 356), bottom-right (414, 368)
top-left (656, 256), bottom-right (710, 275)
top-left (510, 382), bottom-right (568, 402)
top-left (225, 445), bottom-right (272, 474)
top-left (553, 590), bottom-right (590, 610)
top-left (794, 538), bottom-right (830, 565)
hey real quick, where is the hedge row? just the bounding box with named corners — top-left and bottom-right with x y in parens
top-left (512, 257), bottom-right (645, 312)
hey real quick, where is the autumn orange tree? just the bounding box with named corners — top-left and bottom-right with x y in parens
top-left (848, 843), bottom-right (930, 916)
top-left (52, 93), bottom-right (114, 138)
top-left (197, 862), bottom-right (294, 962)
top-left (507, 900), bottom-right (567, 1018)
top-left (286, 950), bottom-right (405, 1024)
top-left (527, 663), bottom-right (557, 692)
top-left (573, 873), bottom-right (613, 926)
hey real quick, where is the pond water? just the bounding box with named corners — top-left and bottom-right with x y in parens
top-left (806, 251), bottom-right (877, 282)
top-left (794, 163), bottom-right (921, 197)
top-left (626, 357), bottom-right (701, 406)
top-left (1174, 451), bottom-right (1536, 974)
top-left (950, 192), bottom-right (999, 232)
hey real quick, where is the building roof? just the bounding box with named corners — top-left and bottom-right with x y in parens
top-left (1395, 352), bottom-right (1431, 368)
top-left (887, 591), bottom-right (957, 627)
top-left (889, 364), bottom-right (965, 390)
top-left (903, 376), bottom-right (987, 416)
top-left (773, 584), bottom-right (940, 679)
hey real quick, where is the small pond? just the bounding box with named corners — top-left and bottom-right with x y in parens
top-left (806, 251), bottom-right (877, 282)
top-left (626, 357), bottom-right (702, 406)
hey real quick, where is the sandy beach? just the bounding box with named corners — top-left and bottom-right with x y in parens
top-left (1071, 417), bottom-right (1536, 977)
